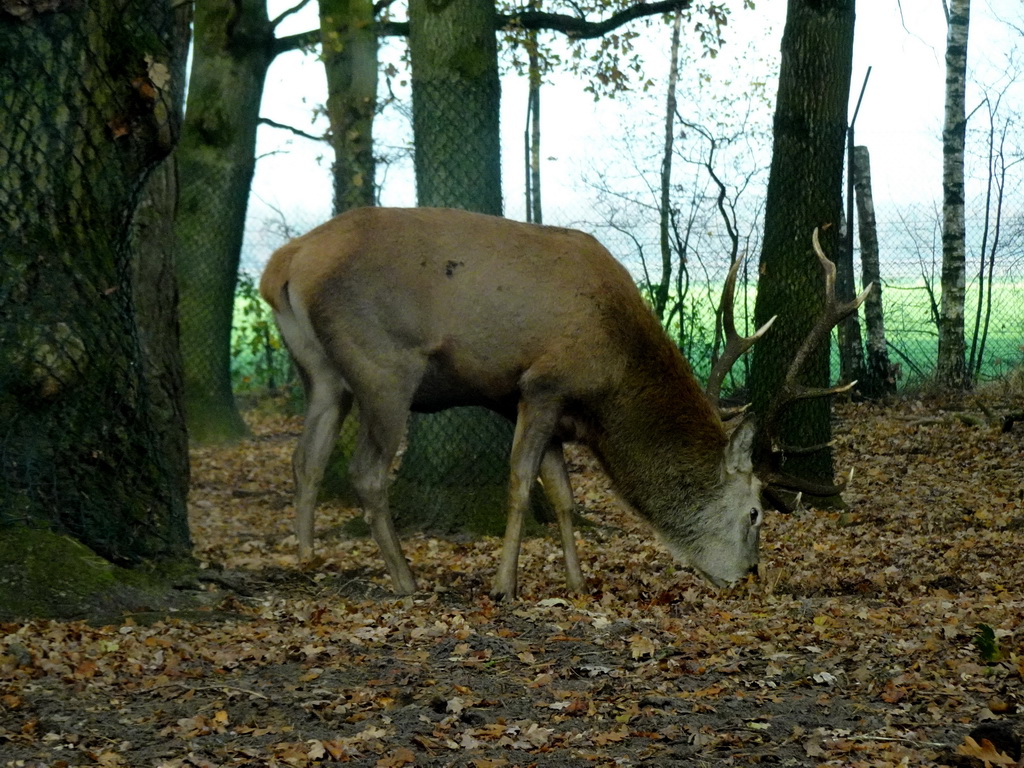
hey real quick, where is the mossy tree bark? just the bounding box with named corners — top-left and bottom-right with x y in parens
top-left (175, 0), bottom-right (275, 443)
top-left (132, 157), bottom-right (191, 515)
top-left (0, 1), bottom-right (192, 565)
top-left (320, 0), bottom-right (378, 213)
top-left (408, 0), bottom-right (503, 214)
top-left (749, 0), bottom-right (855, 500)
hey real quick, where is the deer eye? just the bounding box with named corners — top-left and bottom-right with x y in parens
top-left (749, 508), bottom-right (761, 527)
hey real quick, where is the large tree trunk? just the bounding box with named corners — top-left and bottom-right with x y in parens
top-left (408, 0), bottom-right (502, 213)
top-left (392, 0), bottom-right (520, 536)
top-left (750, 0), bottom-right (855, 500)
top-left (936, 0), bottom-right (971, 390)
top-left (175, 0), bottom-right (274, 443)
top-left (0, 2), bottom-right (192, 565)
top-left (852, 145), bottom-right (897, 397)
top-left (320, 0), bottom-right (378, 213)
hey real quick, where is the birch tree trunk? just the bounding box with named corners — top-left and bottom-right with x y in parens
top-left (936, 0), bottom-right (971, 389)
top-left (526, 28), bottom-right (543, 224)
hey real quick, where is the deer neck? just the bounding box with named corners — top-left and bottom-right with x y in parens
top-left (589, 370), bottom-right (727, 529)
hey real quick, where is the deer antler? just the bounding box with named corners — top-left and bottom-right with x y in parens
top-left (705, 257), bottom-right (777, 408)
top-left (760, 228), bottom-right (873, 497)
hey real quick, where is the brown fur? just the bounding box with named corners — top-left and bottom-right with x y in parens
top-left (261, 207), bottom-right (761, 595)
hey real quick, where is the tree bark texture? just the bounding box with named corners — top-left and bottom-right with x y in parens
top-left (937, 0), bottom-right (970, 390)
top-left (750, 0), bottom-right (855, 494)
top-left (408, 0), bottom-right (502, 213)
top-left (132, 157), bottom-right (191, 516)
top-left (175, 0), bottom-right (274, 443)
top-left (0, 0), bottom-right (192, 562)
top-left (526, 19), bottom-right (542, 224)
top-left (852, 145), bottom-right (897, 397)
top-left (320, 0), bottom-right (378, 213)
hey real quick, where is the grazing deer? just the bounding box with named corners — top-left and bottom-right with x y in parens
top-left (260, 207), bottom-right (867, 598)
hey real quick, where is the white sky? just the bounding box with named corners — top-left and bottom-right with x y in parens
top-left (244, 0), bottom-right (1023, 269)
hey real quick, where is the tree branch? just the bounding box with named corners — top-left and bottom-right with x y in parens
top-left (258, 117), bottom-right (327, 143)
top-left (376, 0), bottom-right (694, 39)
top-left (273, 28), bottom-right (321, 55)
top-left (501, 0), bottom-right (693, 39)
top-left (376, 19), bottom-right (409, 37)
top-left (270, 0), bottom-right (313, 31)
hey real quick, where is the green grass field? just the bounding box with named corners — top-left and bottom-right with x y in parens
top-left (230, 276), bottom-right (1023, 395)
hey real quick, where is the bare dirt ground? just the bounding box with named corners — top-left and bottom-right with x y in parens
top-left (2, 391), bottom-right (1023, 767)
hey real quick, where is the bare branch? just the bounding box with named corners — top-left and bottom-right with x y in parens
top-left (501, 0), bottom-right (693, 39)
top-left (273, 28), bottom-right (321, 55)
top-left (258, 117), bottom-right (327, 143)
top-left (270, 0), bottom-right (313, 31)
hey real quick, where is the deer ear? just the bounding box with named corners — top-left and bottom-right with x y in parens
top-left (724, 416), bottom-right (756, 474)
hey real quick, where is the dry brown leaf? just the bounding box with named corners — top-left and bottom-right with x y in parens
top-left (956, 735), bottom-right (1018, 766)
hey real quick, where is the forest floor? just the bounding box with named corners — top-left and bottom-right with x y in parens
top-left (2, 388), bottom-right (1024, 767)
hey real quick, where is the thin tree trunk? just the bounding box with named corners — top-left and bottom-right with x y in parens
top-left (836, 146), bottom-right (865, 384)
top-left (526, 21), bottom-right (543, 224)
top-left (852, 145), bottom-right (896, 397)
top-left (967, 103), bottom-right (1006, 380)
top-left (936, 0), bottom-right (971, 390)
top-left (656, 11), bottom-right (683, 324)
top-left (320, 0), bottom-right (378, 213)
top-left (973, 125), bottom-right (1007, 381)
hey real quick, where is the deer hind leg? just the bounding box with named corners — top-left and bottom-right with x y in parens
top-left (538, 445), bottom-right (584, 593)
top-left (293, 371), bottom-right (354, 563)
top-left (348, 388), bottom-right (418, 596)
top-left (492, 397), bottom-right (561, 601)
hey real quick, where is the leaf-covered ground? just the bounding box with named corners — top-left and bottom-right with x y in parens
top-left (3, 392), bottom-right (1023, 767)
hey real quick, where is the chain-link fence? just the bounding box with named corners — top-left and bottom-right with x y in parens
top-left (236, 196), bottom-right (1024, 400)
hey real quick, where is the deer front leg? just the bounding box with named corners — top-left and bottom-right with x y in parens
top-left (538, 445), bottom-right (584, 593)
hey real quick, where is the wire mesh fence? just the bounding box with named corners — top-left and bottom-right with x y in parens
top-left (235, 198), bottom-right (1024, 400)
top-left (0, 2), bottom-right (192, 561)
